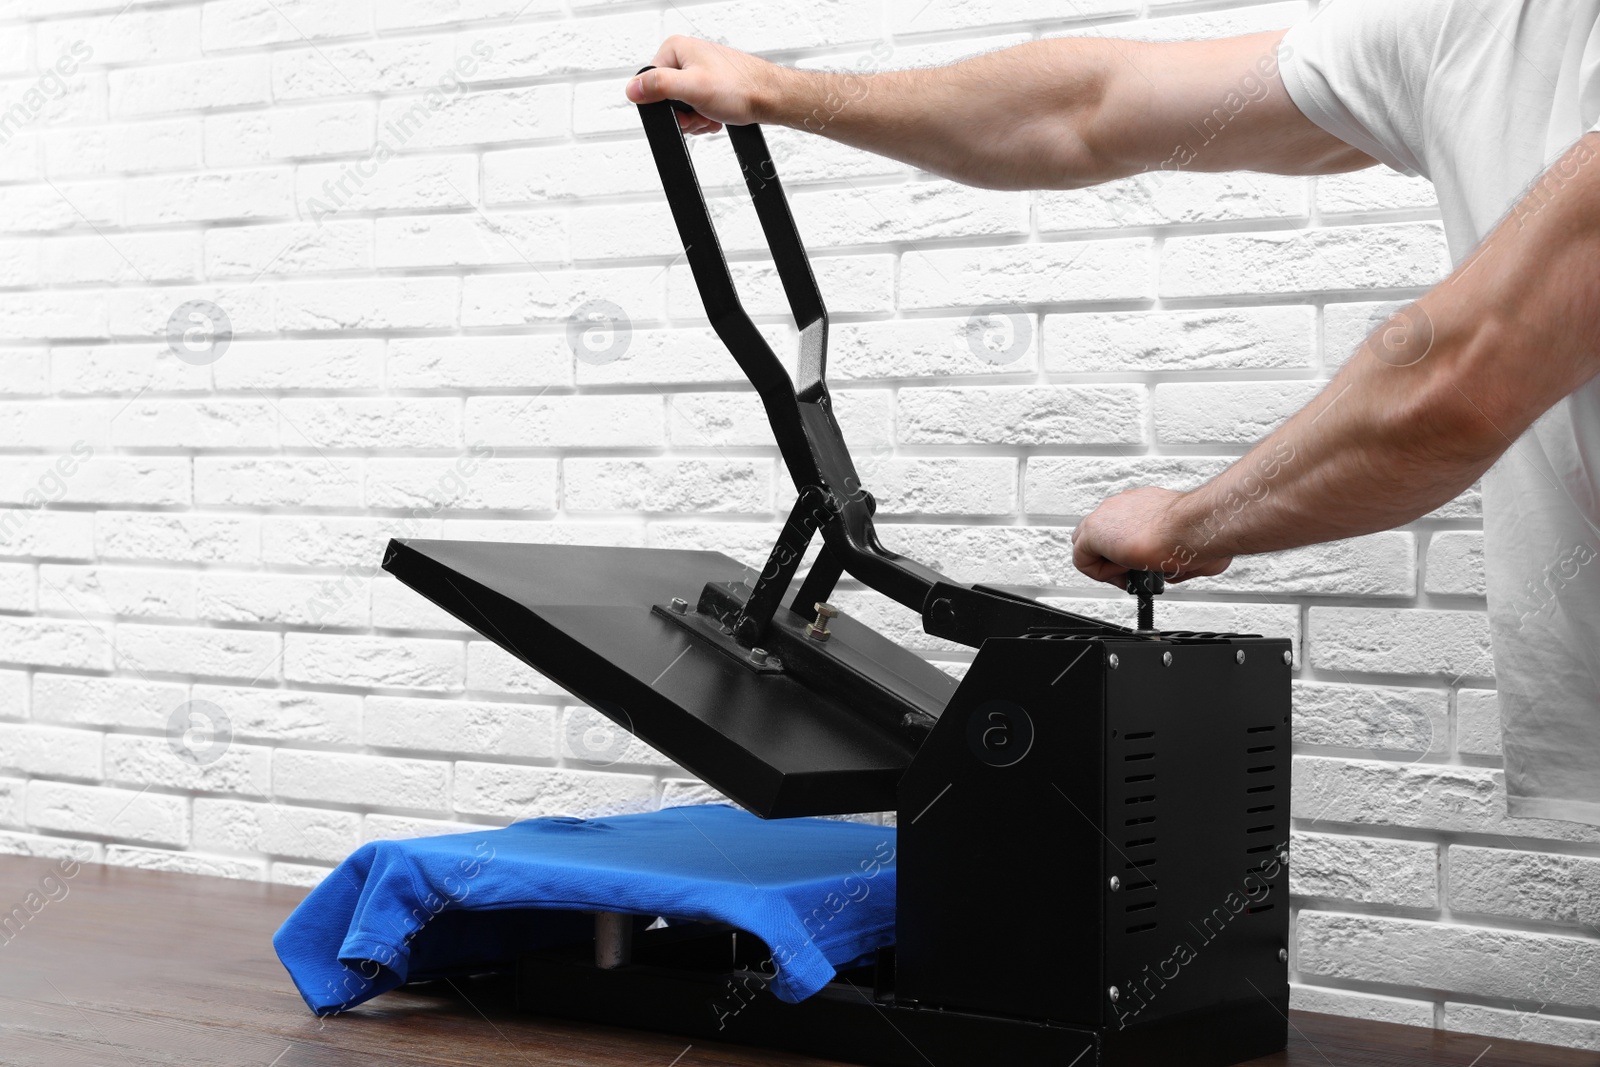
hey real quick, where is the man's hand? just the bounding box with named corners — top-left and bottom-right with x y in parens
top-left (1072, 487), bottom-right (1234, 588)
top-left (624, 36), bottom-right (781, 134)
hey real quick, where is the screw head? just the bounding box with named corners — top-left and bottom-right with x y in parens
top-left (1108, 876), bottom-right (1121, 892)
top-left (1108, 653), bottom-right (1120, 670)
top-left (1278, 850), bottom-right (1290, 866)
top-left (1282, 649), bottom-right (1292, 665)
top-left (669, 597), bottom-right (689, 615)
top-left (814, 602), bottom-right (839, 619)
top-left (1161, 650), bottom-right (1173, 667)
top-left (1236, 649), bottom-right (1247, 664)
top-left (1278, 948), bottom-right (1288, 964)
top-left (749, 647), bottom-right (770, 666)
top-left (1108, 986), bottom-right (1121, 1003)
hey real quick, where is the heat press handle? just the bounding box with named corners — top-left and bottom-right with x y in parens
top-left (632, 67), bottom-right (1125, 643)
top-left (633, 65), bottom-right (828, 345)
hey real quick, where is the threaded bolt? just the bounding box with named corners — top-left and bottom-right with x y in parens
top-left (1126, 570), bottom-right (1164, 632)
top-left (807, 601), bottom-right (838, 642)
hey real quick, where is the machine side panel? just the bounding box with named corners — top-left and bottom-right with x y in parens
top-left (1101, 637), bottom-right (1291, 1050)
top-left (896, 635), bottom-right (1108, 1025)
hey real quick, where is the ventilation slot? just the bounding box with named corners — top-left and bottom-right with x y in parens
top-left (1246, 903), bottom-right (1275, 915)
top-left (1246, 725), bottom-right (1276, 734)
top-left (1245, 843), bottom-right (1275, 855)
top-left (1246, 784), bottom-right (1275, 794)
top-left (1246, 804), bottom-right (1276, 814)
top-left (1116, 698), bottom-right (1164, 930)
top-left (1246, 764), bottom-right (1276, 774)
top-left (1246, 744), bottom-right (1276, 754)
top-left (1246, 824), bottom-right (1276, 835)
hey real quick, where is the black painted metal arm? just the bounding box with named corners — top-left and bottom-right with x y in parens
top-left (635, 74), bottom-right (1122, 648)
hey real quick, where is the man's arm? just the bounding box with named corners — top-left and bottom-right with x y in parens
top-left (1072, 132), bottom-right (1600, 586)
top-left (624, 32), bottom-right (1376, 188)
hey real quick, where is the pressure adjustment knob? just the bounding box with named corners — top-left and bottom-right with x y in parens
top-left (1125, 569), bottom-right (1165, 632)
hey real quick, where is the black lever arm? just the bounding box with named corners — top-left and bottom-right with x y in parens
top-left (634, 71), bottom-right (1121, 646)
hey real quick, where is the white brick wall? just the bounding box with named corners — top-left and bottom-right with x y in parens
top-left (0, 0), bottom-right (1589, 1052)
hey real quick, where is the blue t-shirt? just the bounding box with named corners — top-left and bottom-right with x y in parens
top-left (273, 804), bottom-right (898, 1014)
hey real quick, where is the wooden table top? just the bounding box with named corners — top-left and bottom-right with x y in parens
top-left (0, 853), bottom-right (1593, 1066)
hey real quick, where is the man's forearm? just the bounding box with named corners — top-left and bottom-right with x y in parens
top-left (757, 39), bottom-right (1130, 190)
top-left (632, 31), bottom-right (1369, 188)
top-left (1072, 131), bottom-right (1600, 587)
top-left (1157, 219), bottom-right (1558, 569)
top-left (1157, 312), bottom-right (1504, 571)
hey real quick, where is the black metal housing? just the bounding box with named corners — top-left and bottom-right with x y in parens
top-left (508, 631), bottom-right (1293, 1067)
top-left (379, 74), bottom-right (1294, 1067)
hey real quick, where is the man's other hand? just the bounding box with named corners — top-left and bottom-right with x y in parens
top-left (1072, 486), bottom-right (1233, 588)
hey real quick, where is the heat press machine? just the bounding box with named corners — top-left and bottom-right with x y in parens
top-left (380, 67), bottom-right (1293, 1067)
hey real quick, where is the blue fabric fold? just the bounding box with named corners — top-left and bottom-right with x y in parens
top-left (272, 804), bottom-right (898, 1015)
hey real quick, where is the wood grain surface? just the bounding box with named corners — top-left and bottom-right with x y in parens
top-left (0, 855), bottom-right (1592, 1066)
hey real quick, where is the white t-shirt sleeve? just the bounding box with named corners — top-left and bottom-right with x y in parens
top-left (1276, 0), bottom-right (1437, 178)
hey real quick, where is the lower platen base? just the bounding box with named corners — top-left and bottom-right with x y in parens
top-left (515, 937), bottom-right (1288, 1067)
